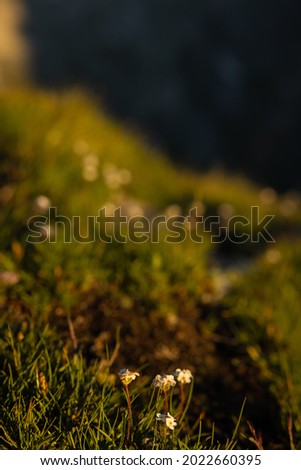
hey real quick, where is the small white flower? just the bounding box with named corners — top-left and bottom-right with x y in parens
top-left (164, 204), bottom-right (182, 218)
top-left (82, 154), bottom-right (99, 181)
top-left (173, 368), bottom-right (193, 384)
top-left (152, 374), bottom-right (176, 391)
top-left (34, 195), bottom-right (52, 212)
top-left (0, 271), bottom-right (20, 286)
top-left (119, 168), bottom-right (132, 185)
top-left (118, 368), bottom-right (140, 385)
top-left (83, 154), bottom-right (99, 168)
top-left (124, 201), bottom-right (144, 218)
top-left (103, 202), bottom-right (117, 217)
top-left (82, 166), bottom-right (98, 181)
top-left (259, 187), bottom-right (277, 205)
top-left (265, 248), bottom-right (281, 264)
top-left (156, 412), bottom-right (177, 430)
top-left (279, 197), bottom-right (299, 217)
top-left (102, 164), bottom-right (132, 189)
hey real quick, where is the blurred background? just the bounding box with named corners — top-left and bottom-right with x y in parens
top-left (1, 0), bottom-right (301, 191)
top-left (1, 0), bottom-right (301, 449)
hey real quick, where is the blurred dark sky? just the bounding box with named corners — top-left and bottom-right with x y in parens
top-left (24, 0), bottom-right (301, 190)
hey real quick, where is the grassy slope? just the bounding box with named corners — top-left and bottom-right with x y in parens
top-left (0, 89), bottom-right (301, 449)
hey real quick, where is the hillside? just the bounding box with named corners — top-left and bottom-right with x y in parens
top-left (0, 89), bottom-right (301, 449)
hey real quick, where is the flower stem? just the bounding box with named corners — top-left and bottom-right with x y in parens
top-left (125, 384), bottom-right (133, 442)
top-left (163, 390), bottom-right (169, 414)
top-left (179, 383), bottom-right (185, 415)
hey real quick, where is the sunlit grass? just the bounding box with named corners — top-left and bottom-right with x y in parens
top-left (1, 88), bottom-right (301, 449)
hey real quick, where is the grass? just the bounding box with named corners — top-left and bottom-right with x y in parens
top-left (0, 88), bottom-right (301, 449)
top-left (0, 321), bottom-right (245, 450)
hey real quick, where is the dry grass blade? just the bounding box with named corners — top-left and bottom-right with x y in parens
top-left (247, 421), bottom-right (264, 450)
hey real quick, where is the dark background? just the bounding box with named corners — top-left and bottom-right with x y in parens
top-left (24, 0), bottom-right (301, 191)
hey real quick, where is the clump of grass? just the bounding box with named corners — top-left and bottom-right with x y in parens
top-left (225, 240), bottom-right (301, 446)
top-left (0, 322), bottom-right (245, 450)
